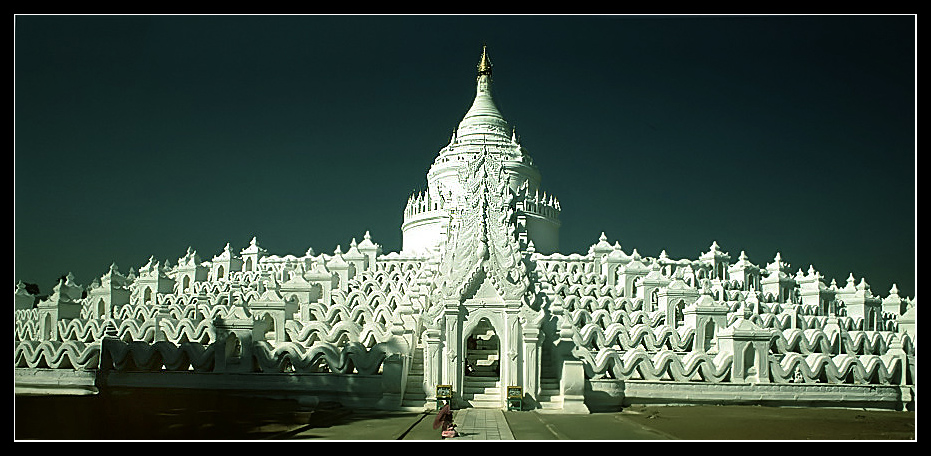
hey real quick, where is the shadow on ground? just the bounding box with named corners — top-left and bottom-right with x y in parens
top-left (15, 389), bottom-right (424, 440)
top-left (16, 390), bottom-right (916, 441)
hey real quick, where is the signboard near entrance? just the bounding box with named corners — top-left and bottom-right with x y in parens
top-left (436, 384), bottom-right (452, 409)
top-left (507, 385), bottom-right (522, 411)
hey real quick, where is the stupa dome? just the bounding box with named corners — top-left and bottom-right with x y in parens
top-left (455, 46), bottom-right (511, 141)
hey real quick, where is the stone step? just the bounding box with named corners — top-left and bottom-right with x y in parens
top-left (466, 349), bottom-right (498, 359)
top-left (467, 399), bottom-right (503, 409)
top-left (468, 353), bottom-right (497, 359)
top-left (539, 390), bottom-right (560, 399)
top-left (537, 386), bottom-right (561, 396)
top-left (466, 393), bottom-right (503, 403)
top-left (471, 329), bottom-right (497, 339)
top-left (402, 348), bottom-right (426, 409)
top-left (471, 369), bottom-right (498, 376)
top-left (463, 377), bottom-right (500, 387)
top-left (463, 384), bottom-right (501, 394)
top-left (463, 378), bottom-right (500, 385)
top-left (538, 400), bottom-right (564, 410)
top-left (463, 384), bottom-right (502, 394)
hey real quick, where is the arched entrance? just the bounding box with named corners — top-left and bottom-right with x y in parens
top-left (42, 313), bottom-right (52, 340)
top-left (674, 300), bottom-right (686, 327)
top-left (703, 319), bottom-right (715, 352)
top-left (743, 343), bottom-right (757, 381)
top-left (465, 318), bottom-right (499, 379)
top-left (462, 317), bottom-right (502, 408)
top-left (866, 308), bottom-right (877, 331)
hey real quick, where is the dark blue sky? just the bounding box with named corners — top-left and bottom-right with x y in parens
top-left (14, 15), bottom-right (916, 299)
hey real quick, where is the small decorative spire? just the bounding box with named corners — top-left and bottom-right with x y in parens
top-left (477, 45), bottom-right (492, 76)
top-left (857, 277), bottom-right (870, 291)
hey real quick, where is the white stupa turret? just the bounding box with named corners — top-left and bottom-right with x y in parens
top-left (402, 46), bottom-right (560, 256)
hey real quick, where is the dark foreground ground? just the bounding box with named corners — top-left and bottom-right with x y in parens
top-left (14, 389), bottom-right (916, 441)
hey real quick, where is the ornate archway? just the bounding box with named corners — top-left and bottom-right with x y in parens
top-left (465, 317), bottom-right (499, 379)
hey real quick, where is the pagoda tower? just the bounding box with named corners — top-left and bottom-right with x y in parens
top-left (402, 47), bottom-right (561, 255)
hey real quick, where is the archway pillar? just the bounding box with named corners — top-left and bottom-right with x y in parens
top-left (442, 300), bottom-right (462, 404)
top-left (503, 306), bottom-right (521, 393)
top-left (520, 324), bottom-right (542, 403)
top-left (423, 327), bottom-right (444, 405)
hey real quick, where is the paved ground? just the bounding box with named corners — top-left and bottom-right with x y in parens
top-left (15, 390), bottom-right (916, 441)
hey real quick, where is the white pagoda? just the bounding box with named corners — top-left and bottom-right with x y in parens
top-left (402, 46), bottom-right (560, 256)
top-left (14, 48), bottom-right (915, 414)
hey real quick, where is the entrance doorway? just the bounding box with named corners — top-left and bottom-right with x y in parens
top-left (465, 318), bottom-right (499, 379)
top-left (462, 317), bottom-right (503, 408)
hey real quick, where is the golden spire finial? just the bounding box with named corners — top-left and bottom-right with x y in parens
top-left (477, 44), bottom-right (492, 76)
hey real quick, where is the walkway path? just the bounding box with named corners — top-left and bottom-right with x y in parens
top-left (448, 408), bottom-right (514, 440)
top-left (15, 391), bottom-right (916, 440)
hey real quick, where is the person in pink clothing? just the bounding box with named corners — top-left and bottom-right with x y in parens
top-left (435, 403), bottom-right (458, 439)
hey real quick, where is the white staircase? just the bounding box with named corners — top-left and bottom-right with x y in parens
top-left (466, 326), bottom-right (499, 377)
top-left (536, 345), bottom-right (564, 410)
top-left (400, 346), bottom-right (429, 410)
top-left (536, 375), bottom-right (563, 410)
top-left (463, 323), bottom-right (502, 408)
top-left (463, 375), bottom-right (502, 408)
